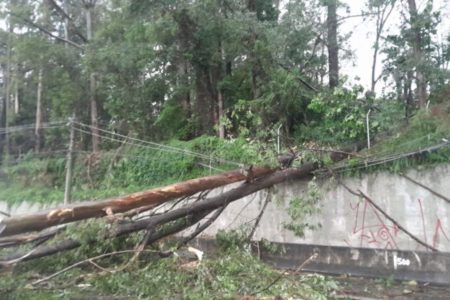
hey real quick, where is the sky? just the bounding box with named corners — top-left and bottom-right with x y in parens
top-left (340, 0), bottom-right (450, 94)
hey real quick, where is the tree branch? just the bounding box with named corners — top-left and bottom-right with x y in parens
top-left (8, 12), bottom-right (84, 50)
top-left (247, 191), bottom-right (271, 241)
top-left (337, 12), bottom-right (378, 23)
top-left (45, 0), bottom-right (88, 42)
top-left (31, 249), bottom-right (160, 286)
top-left (177, 205), bottom-right (227, 247)
top-left (400, 173), bottom-right (450, 204)
top-left (339, 180), bottom-right (438, 252)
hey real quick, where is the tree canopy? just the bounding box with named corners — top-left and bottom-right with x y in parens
top-left (0, 0), bottom-right (448, 157)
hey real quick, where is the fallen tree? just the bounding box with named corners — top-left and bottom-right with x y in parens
top-left (0, 163), bottom-right (317, 264)
top-left (0, 166), bottom-right (273, 237)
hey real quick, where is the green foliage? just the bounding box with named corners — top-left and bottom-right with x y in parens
top-left (216, 228), bottom-right (252, 252)
top-left (337, 107), bottom-right (450, 176)
top-left (154, 103), bottom-right (192, 140)
top-left (305, 86), bottom-right (370, 143)
top-left (299, 273), bottom-right (340, 300)
top-left (284, 179), bottom-right (322, 237)
top-left (1, 244), bottom-right (338, 300)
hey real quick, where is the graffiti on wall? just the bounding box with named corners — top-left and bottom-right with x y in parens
top-left (344, 197), bottom-right (450, 251)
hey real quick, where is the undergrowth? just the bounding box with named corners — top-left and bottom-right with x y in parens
top-left (328, 108), bottom-right (450, 176)
top-left (0, 234), bottom-right (338, 300)
top-left (0, 136), bottom-right (274, 207)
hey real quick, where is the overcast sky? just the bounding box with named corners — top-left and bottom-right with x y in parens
top-left (340, 0), bottom-right (450, 94)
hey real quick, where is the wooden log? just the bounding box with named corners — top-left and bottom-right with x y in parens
top-left (1, 163), bottom-right (317, 263)
top-left (114, 163), bottom-right (317, 236)
top-left (0, 167), bottom-right (274, 237)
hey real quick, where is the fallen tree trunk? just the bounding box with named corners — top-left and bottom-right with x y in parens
top-left (114, 163), bottom-right (317, 237)
top-left (0, 167), bottom-right (273, 237)
top-left (1, 163), bottom-right (317, 264)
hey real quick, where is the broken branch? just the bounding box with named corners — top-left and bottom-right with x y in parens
top-left (339, 181), bottom-right (438, 252)
top-left (400, 173), bottom-right (450, 204)
top-left (0, 167), bottom-right (274, 237)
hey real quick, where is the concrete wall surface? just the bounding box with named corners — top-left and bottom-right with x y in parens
top-left (198, 164), bottom-right (450, 252)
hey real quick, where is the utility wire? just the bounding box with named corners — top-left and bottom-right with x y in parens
top-left (72, 127), bottom-right (226, 178)
top-left (74, 121), bottom-right (242, 166)
top-left (0, 122), bottom-right (65, 134)
top-left (316, 141), bottom-right (450, 175)
top-left (73, 122), bottom-right (244, 167)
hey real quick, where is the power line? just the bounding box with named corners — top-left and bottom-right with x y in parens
top-left (316, 141), bottom-right (450, 175)
top-left (73, 122), bottom-right (244, 167)
top-left (0, 122), bottom-right (66, 134)
top-left (72, 126), bottom-right (233, 173)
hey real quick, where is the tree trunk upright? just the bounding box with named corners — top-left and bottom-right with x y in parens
top-left (407, 0), bottom-right (427, 107)
top-left (327, 0), bottom-right (339, 89)
top-left (370, 1), bottom-right (396, 94)
top-left (63, 0), bottom-right (70, 48)
top-left (2, 19), bottom-right (13, 164)
top-left (83, 0), bottom-right (100, 152)
top-left (35, 69), bottom-right (43, 153)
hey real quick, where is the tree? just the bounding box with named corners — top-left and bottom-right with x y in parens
top-left (82, 0), bottom-right (100, 152)
top-left (365, 0), bottom-right (397, 94)
top-left (326, 0), bottom-right (339, 89)
top-left (406, 0), bottom-right (426, 107)
top-left (382, 0), bottom-right (441, 115)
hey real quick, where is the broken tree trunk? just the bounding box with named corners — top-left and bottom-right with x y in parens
top-left (0, 167), bottom-right (274, 237)
top-left (1, 163), bottom-right (317, 263)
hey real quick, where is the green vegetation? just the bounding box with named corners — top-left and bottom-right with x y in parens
top-left (284, 179), bottom-right (322, 237)
top-left (0, 232), bottom-right (338, 300)
top-left (331, 107), bottom-right (450, 176)
top-left (0, 136), bottom-right (276, 207)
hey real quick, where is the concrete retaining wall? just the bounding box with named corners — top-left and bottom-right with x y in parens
top-left (198, 164), bottom-right (450, 252)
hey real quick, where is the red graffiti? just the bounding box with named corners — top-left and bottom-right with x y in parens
top-left (348, 198), bottom-right (399, 249)
top-left (433, 219), bottom-right (450, 248)
top-left (346, 197), bottom-right (450, 251)
top-left (418, 198), bottom-right (428, 245)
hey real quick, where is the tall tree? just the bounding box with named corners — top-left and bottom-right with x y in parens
top-left (406, 0), bottom-right (427, 107)
top-left (82, 0), bottom-right (100, 152)
top-left (366, 0), bottom-right (397, 94)
top-left (326, 0), bottom-right (339, 89)
top-left (2, 13), bottom-right (13, 163)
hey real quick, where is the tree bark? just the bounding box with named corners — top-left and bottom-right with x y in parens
top-left (35, 69), bottom-right (43, 153)
top-left (2, 18), bottom-right (13, 164)
top-left (407, 0), bottom-right (427, 107)
top-left (63, 0), bottom-right (70, 48)
top-left (195, 67), bottom-right (215, 134)
top-left (218, 89), bottom-right (225, 139)
top-left (0, 167), bottom-right (274, 237)
top-left (180, 61), bottom-right (191, 118)
top-left (84, 1), bottom-right (100, 152)
top-left (327, 0), bottom-right (339, 89)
